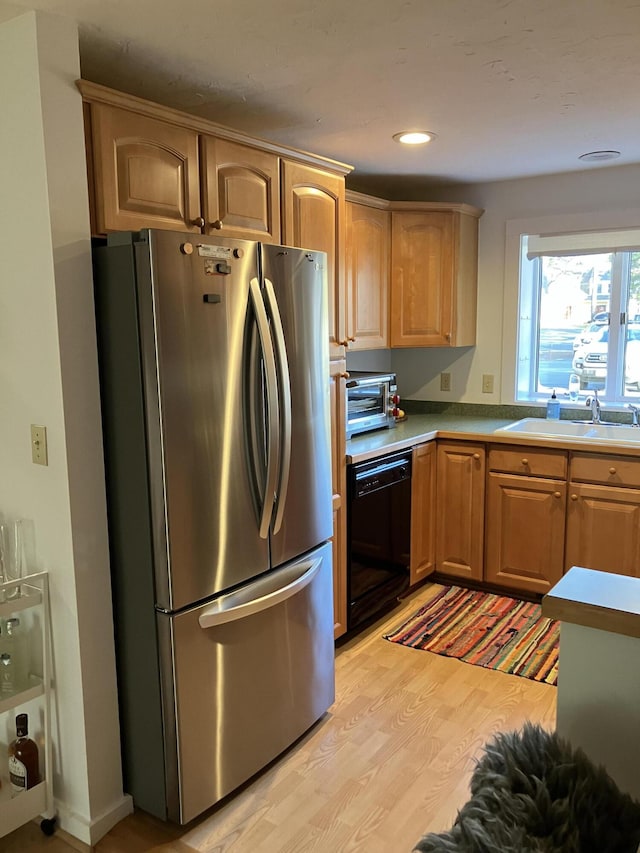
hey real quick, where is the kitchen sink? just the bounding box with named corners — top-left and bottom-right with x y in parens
top-left (494, 417), bottom-right (640, 444)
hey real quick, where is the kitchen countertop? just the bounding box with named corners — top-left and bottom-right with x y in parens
top-left (542, 566), bottom-right (640, 639)
top-left (346, 413), bottom-right (640, 463)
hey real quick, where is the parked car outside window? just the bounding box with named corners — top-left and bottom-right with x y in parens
top-left (572, 325), bottom-right (640, 389)
top-left (572, 320), bottom-right (608, 352)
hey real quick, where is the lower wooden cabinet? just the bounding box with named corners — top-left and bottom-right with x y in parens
top-left (410, 442), bottom-right (436, 584)
top-left (565, 452), bottom-right (640, 578)
top-left (436, 441), bottom-right (485, 581)
top-left (485, 473), bottom-right (566, 594)
top-left (565, 482), bottom-right (640, 577)
top-left (329, 359), bottom-right (348, 638)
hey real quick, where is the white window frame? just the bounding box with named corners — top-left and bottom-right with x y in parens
top-left (503, 208), bottom-right (640, 406)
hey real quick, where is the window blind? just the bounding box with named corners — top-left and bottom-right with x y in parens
top-left (526, 229), bottom-right (640, 259)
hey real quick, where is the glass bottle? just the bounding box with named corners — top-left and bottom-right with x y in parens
top-left (8, 713), bottom-right (40, 793)
top-left (0, 652), bottom-right (15, 695)
top-left (3, 618), bottom-right (27, 691)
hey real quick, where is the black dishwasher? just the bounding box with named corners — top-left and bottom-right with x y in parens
top-left (347, 450), bottom-right (412, 631)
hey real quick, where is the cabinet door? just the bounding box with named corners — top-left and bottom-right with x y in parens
top-left (565, 483), bottom-right (640, 577)
top-left (390, 210), bottom-right (478, 347)
top-left (282, 161), bottom-right (346, 360)
top-left (346, 203), bottom-right (390, 350)
top-left (391, 211), bottom-right (454, 347)
top-left (89, 104), bottom-right (202, 234)
top-left (485, 473), bottom-right (566, 594)
top-left (436, 442), bottom-right (485, 581)
top-left (329, 360), bottom-right (348, 638)
top-left (200, 137), bottom-right (280, 243)
top-left (410, 442), bottom-right (436, 585)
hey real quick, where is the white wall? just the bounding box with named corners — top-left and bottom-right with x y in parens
top-left (368, 164), bottom-right (640, 403)
top-left (0, 8), bottom-right (130, 843)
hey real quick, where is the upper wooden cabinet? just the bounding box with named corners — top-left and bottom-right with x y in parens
top-left (281, 161), bottom-right (347, 360)
top-left (79, 81), bottom-right (351, 245)
top-left (200, 137), bottom-right (280, 242)
top-left (88, 103), bottom-right (202, 234)
top-left (390, 204), bottom-right (483, 347)
top-left (345, 198), bottom-right (390, 351)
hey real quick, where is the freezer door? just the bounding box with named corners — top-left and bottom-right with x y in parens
top-left (158, 541), bottom-right (335, 824)
top-left (136, 231), bottom-right (273, 610)
top-left (261, 245), bottom-right (333, 567)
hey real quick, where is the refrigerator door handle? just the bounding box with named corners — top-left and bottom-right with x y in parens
top-left (198, 556), bottom-right (322, 628)
top-left (249, 277), bottom-right (280, 538)
top-left (264, 277), bottom-right (292, 535)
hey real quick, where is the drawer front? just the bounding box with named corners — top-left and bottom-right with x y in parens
top-left (489, 445), bottom-right (567, 479)
top-left (570, 453), bottom-right (640, 488)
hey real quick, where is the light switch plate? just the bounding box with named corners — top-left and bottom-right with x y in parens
top-left (440, 372), bottom-right (451, 392)
top-left (482, 374), bottom-right (495, 394)
top-left (31, 424), bottom-right (48, 466)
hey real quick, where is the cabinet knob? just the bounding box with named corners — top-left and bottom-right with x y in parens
top-left (340, 372), bottom-right (350, 379)
top-left (339, 339), bottom-right (350, 347)
top-left (473, 453), bottom-right (480, 460)
top-left (445, 332), bottom-right (451, 341)
top-left (571, 494), bottom-right (578, 501)
top-left (348, 336), bottom-right (356, 342)
top-left (521, 458), bottom-right (529, 466)
top-left (554, 492), bottom-right (561, 499)
top-left (609, 467), bottom-right (617, 474)
top-left (192, 217), bottom-right (205, 228)
top-left (211, 219), bottom-right (224, 230)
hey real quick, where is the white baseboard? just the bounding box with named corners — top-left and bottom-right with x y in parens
top-left (54, 793), bottom-right (133, 846)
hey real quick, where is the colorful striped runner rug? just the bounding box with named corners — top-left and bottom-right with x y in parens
top-left (383, 584), bottom-right (559, 685)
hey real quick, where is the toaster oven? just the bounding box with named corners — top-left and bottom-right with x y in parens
top-left (345, 371), bottom-right (399, 439)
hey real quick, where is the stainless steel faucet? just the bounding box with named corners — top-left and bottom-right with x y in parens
top-left (627, 403), bottom-right (640, 427)
top-left (585, 389), bottom-right (601, 423)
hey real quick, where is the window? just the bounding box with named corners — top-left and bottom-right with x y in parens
top-left (515, 229), bottom-right (640, 404)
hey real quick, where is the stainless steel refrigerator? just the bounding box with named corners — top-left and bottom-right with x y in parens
top-left (92, 229), bottom-right (335, 824)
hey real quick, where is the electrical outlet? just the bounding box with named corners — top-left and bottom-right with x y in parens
top-left (482, 374), bottom-right (494, 394)
top-left (440, 372), bottom-right (451, 392)
top-left (31, 424), bottom-right (48, 466)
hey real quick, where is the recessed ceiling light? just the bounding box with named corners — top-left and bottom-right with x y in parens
top-left (393, 131), bottom-right (437, 145)
top-left (578, 150), bottom-right (621, 162)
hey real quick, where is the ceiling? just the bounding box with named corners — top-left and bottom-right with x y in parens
top-left (9, 0), bottom-right (640, 188)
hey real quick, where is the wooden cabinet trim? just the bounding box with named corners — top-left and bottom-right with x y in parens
top-left (345, 191), bottom-right (484, 218)
top-left (78, 79), bottom-right (353, 177)
top-left (329, 360), bottom-right (348, 638)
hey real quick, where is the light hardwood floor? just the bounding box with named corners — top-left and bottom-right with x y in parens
top-left (6, 584), bottom-right (556, 853)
